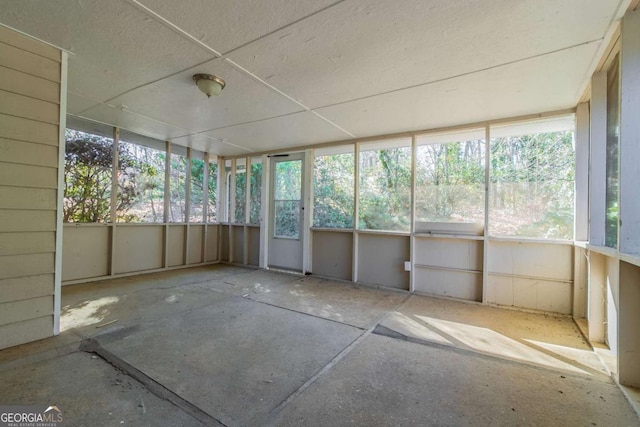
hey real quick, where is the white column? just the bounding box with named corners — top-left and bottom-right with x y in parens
top-left (589, 72), bottom-right (608, 247)
top-left (574, 103), bottom-right (590, 242)
top-left (619, 9), bottom-right (640, 256)
top-left (302, 149), bottom-right (314, 274)
top-left (110, 127), bottom-right (120, 276)
top-left (259, 155), bottom-right (270, 268)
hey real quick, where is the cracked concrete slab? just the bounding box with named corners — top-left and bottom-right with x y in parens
top-left (0, 351), bottom-right (205, 426)
top-left (3, 266), bottom-right (638, 426)
top-left (273, 333), bottom-right (639, 427)
top-left (98, 295), bottom-right (362, 426)
top-left (199, 271), bottom-right (407, 328)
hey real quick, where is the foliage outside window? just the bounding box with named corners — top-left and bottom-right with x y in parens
top-left (169, 152), bottom-right (187, 222)
top-left (207, 162), bottom-right (218, 223)
top-left (489, 119), bottom-right (575, 239)
top-left (117, 141), bottom-right (165, 223)
top-left (234, 161), bottom-right (246, 223)
top-left (605, 54), bottom-right (620, 248)
top-left (249, 159), bottom-right (262, 225)
top-left (359, 139), bottom-right (411, 231)
top-left (190, 157), bottom-right (205, 223)
top-left (415, 130), bottom-right (485, 225)
top-left (314, 147), bottom-right (354, 228)
top-left (274, 159), bottom-right (302, 238)
top-left (64, 130), bottom-right (114, 223)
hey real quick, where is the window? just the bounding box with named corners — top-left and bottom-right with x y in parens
top-left (234, 159), bottom-right (246, 223)
top-left (274, 159), bottom-right (302, 238)
top-left (249, 158), bottom-right (262, 225)
top-left (313, 146), bottom-right (354, 228)
top-left (605, 54), bottom-right (620, 248)
top-left (415, 129), bottom-right (485, 227)
top-left (207, 161), bottom-right (218, 223)
top-left (169, 150), bottom-right (187, 223)
top-left (117, 140), bottom-right (165, 223)
top-left (358, 138), bottom-right (411, 231)
top-left (190, 155), bottom-right (205, 223)
top-left (489, 116), bottom-right (575, 239)
top-left (63, 129), bottom-right (113, 223)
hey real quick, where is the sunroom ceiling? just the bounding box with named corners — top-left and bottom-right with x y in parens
top-left (0, 0), bottom-right (627, 156)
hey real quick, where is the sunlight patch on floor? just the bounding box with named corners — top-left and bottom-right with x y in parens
top-left (524, 339), bottom-right (607, 374)
top-left (415, 315), bottom-right (589, 375)
top-left (383, 312), bottom-right (452, 345)
top-left (60, 296), bottom-right (120, 331)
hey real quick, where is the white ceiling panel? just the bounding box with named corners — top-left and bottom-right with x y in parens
top-left (228, 0), bottom-right (618, 108)
top-left (0, 0), bottom-right (214, 102)
top-left (204, 112), bottom-right (350, 152)
top-left (0, 0), bottom-right (626, 156)
top-left (314, 42), bottom-right (599, 138)
top-left (108, 58), bottom-right (305, 133)
top-left (170, 133), bottom-right (250, 158)
top-left (135, 0), bottom-right (339, 54)
top-left (79, 103), bottom-right (190, 142)
top-left (66, 92), bottom-right (100, 115)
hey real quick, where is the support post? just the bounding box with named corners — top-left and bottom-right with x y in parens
top-left (260, 155), bottom-right (271, 268)
top-left (303, 149), bottom-right (314, 274)
top-left (353, 142), bottom-right (360, 283)
top-left (163, 141), bottom-right (171, 268)
top-left (110, 127), bottom-right (120, 276)
top-left (184, 147), bottom-right (192, 265)
top-left (409, 135), bottom-right (417, 292)
top-left (482, 125), bottom-right (490, 303)
top-left (202, 153), bottom-right (210, 263)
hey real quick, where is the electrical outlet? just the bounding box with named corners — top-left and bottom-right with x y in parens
top-left (404, 261), bottom-right (411, 271)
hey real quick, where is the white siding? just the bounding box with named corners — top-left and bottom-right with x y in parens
top-left (0, 29), bottom-right (62, 349)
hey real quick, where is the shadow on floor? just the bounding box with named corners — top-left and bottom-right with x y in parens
top-left (1, 264), bottom-right (637, 426)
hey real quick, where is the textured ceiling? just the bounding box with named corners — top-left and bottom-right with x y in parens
top-left (0, 0), bottom-right (629, 156)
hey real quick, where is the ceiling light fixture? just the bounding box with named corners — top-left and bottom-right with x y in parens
top-left (193, 74), bottom-right (226, 98)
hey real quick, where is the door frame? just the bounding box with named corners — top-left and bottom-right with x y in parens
top-left (259, 149), bottom-right (313, 273)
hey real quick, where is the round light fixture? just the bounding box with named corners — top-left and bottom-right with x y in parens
top-left (193, 74), bottom-right (226, 98)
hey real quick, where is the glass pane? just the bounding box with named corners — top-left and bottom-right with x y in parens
top-left (416, 131), bottom-right (485, 224)
top-left (605, 54), bottom-right (620, 248)
top-left (64, 129), bottom-right (113, 223)
top-left (489, 119), bottom-right (575, 239)
top-left (234, 162), bottom-right (246, 223)
top-left (117, 141), bottom-right (165, 223)
top-left (358, 139), bottom-right (412, 231)
top-left (274, 200), bottom-right (301, 238)
top-left (169, 153), bottom-right (187, 222)
top-left (207, 162), bottom-right (217, 223)
top-left (189, 158), bottom-right (205, 223)
top-left (314, 148), bottom-right (354, 228)
top-left (249, 160), bottom-right (262, 225)
top-left (274, 160), bottom-right (302, 238)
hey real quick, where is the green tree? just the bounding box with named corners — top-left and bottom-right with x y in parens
top-left (64, 130), bottom-right (139, 222)
top-left (359, 147), bottom-right (412, 231)
top-left (249, 162), bottom-right (262, 225)
top-left (490, 131), bottom-right (574, 239)
top-left (314, 153), bottom-right (354, 228)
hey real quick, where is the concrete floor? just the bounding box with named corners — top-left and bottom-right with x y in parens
top-left (1, 265), bottom-right (638, 426)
